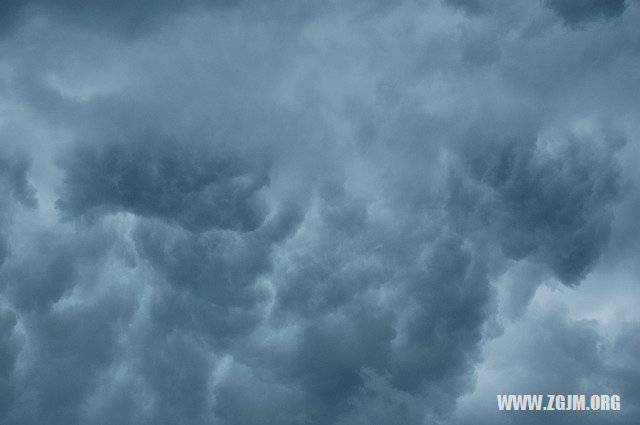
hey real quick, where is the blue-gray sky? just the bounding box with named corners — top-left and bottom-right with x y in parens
top-left (0, 1), bottom-right (639, 424)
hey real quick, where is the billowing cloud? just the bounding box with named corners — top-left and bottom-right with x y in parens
top-left (0, 0), bottom-right (638, 424)
top-left (545, 0), bottom-right (627, 25)
top-left (0, 0), bottom-right (238, 38)
top-left (449, 126), bottom-right (621, 284)
top-left (446, 302), bottom-right (640, 425)
top-left (56, 142), bottom-right (269, 232)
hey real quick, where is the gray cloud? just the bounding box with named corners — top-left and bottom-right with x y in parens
top-left (0, 307), bottom-right (19, 416)
top-left (443, 0), bottom-right (501, 15)
top-left (0, 152), bottom-right (37, 267)
top-left (0, 0), bottom-right (238, 38)
top-left (446, 307), bottom-right (640, 425)
top-left (10, 292), bottom-right (135, 425)
top-left (545, 0), bottom-right (626, 25)
top-left (0, 153), bottom-right (37, 210)
top-left (0, 226), bottom-right (113, 313)
top-left (56, 142), bottom-right (269, 232)
top-left (0, 0), bottom-right (638, 424)
top-left (449, 124), bottom-right (621, 284)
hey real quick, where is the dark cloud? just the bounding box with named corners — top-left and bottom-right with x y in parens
top-left (131, 205), bottom-right (301, 338)
top-left (448, 123), bottom-right (621, 285)
top-left (0, 308), bottom-right (19, 416)
top-left (0, 153), bottom-right (37, 210)
top-left (545, 0), bottom-right (626, 25)
top-left (56, 142), bottom-right (269, 232)
top-left (8, 292), bottom-right (136, 425)
top-left (0, 0), bottom-right (238, 38)
top-left (0, 152), bottom-right (37, 268)
top-left (0, 235), bottom-right (9, 268)
top-left (0, 226), bottom-right (114, 313)
top-left (211, 194), bottom-right (493, 424)
top-left (0, 0), bottom-right (24, 37)
top-left (0, 0), bottom-right (638, 424)
top-left (443, 0), bottom-right (498, 15)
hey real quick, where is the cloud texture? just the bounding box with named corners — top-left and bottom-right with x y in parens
top-left (0, 1), bottom-right (639, 424)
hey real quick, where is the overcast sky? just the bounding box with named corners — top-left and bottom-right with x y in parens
top-left (0, 1), bottom-right (639, 424)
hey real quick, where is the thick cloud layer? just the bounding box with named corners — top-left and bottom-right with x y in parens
top-left (545, 0), bottom-right (626, 25)
top-left (0, 0), bottom-right (237, 37)
top-left (450, 127), bottom-right (621, 284)
top-left (0, 1), bottom-right (638, 424)
top-left (57, 142), bottom-right (269, 232)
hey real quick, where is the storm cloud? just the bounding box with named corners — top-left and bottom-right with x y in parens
top-left (0, 1), bottom-right (638, 424)
top-left (545, 0), bottom-right (627, 25)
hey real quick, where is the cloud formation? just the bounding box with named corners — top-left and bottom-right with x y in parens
top-left (450, 127), bottom-right (621, 284)
top-left (56, 142), bottom-right (269, 232)
top-left (545, 0), bottom-right (626, 25)
top-left (0, 0), bottom-right (638, 424)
